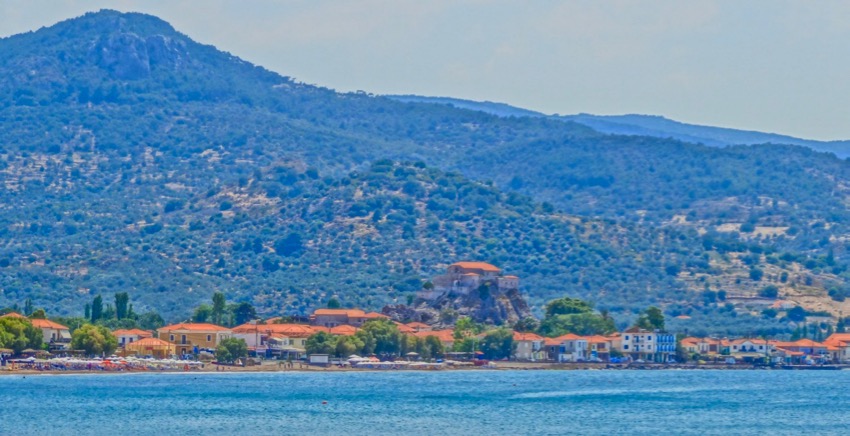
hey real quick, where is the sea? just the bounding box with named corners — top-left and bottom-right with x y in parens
top-left (1, 369), bottom-right (849, 435)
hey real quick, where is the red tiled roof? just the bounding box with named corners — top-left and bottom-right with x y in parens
top-left (0, 312), bottom-right (27, 319)
top-left (406, 322), bottom-right (430, 329)
top-left (395, 323), bottom-right (415, 333)
top-left (113, 328), bottom-right (153, 337)
top-left (313, 309), bottom-right (367, 317)
top-left (158, 322), bottom-right (230, 332)
top-left (824, 333), bottom-right (850, 347)
top-left (363, 312), bottom-right (388, 319)
top-left (232, 323), bottom-right (315, 336)
top-left (330, 325), bottom-right (358, 336)
top-left (513, 331), bottom-right (543, 341)
top-left (450, 262), bottom-right (501, 272)
top-left (30, 319), bottom-right (69, 330)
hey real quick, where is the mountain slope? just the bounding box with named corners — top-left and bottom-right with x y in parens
top-left (3, 11), bottom-right (850, 333)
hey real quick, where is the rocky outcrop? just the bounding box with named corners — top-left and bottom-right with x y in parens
top-left (383, 284), bottom-right (532, 327)
top-left (92, 32), bottom-right (187, 80)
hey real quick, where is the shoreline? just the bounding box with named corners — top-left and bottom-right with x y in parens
top-left (3, 361), bottom-right (839, 376)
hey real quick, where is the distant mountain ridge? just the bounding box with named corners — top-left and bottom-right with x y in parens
top-left (386, 95), bottom-right (850, 158)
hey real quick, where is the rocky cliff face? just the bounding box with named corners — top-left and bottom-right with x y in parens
top-left (383, 286), bottom-right (532, 327)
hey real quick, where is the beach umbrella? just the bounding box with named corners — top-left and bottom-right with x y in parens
top-left (405, 352), bottom-right (419, 356)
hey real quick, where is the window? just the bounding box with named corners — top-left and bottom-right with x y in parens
top-left (648, 345), bottom-right (652, 350)
top-left (625, 336), bottom-right (630, 340)
top-left (181, 335), bottom-right (187, 344)
top-left (648, 336), bottom-right (652, 341)
top-left (170, 334), bottom-right (174, 341)
top-left (207, 335), bottom-right (212, 342)
top-left (624, 345), bottom-right (629, 350)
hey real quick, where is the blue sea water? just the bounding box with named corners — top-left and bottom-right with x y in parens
top-left (1, 369), bottom-right (849, 435)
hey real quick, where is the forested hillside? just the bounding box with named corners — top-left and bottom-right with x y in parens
top-left (3, 10), bottom-right (850, 334)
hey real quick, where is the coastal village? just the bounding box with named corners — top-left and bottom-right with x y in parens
top-left (2, 261), bottom-right (850, 372)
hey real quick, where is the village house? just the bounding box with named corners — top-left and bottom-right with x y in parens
top-left (123, 337), bottom-right (176, 359)
top-left (728, 339), bottom-right (774, 362)
top-left (158, 322), bottom-right (232, 356)
top-left (30, 319), bottom-right (72, 351)
top-left (512, 332), bottom-right (545, 361)
top-left (823, 333), bottom-right (850, 362)
top-left (555, 334), bottom-right (588, 362)
top-left (772, 339), bottom-right (833, 363)
top-left (584, 335), bottom-right (613, 361)
top-left (617, 328), bottom-right (676, 362)
top-left (419, 261), bottom-right (520, 300)
top-left (232, 322), bottom-right (315, 358)
top-left (113, 328), bottom-right (153, 348)
top-left (310, 309), bottom-right (387, 328)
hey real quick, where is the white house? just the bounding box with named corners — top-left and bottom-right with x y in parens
top-left (556, 334), bottom-right (588, 362)
top-left (618, 328), bottom-right (676, 362)
top-left (513, 332), bottom-right (545, 361)
top-left (113, 329), bottom-right (153, 347)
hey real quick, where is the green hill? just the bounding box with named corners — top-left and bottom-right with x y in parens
top-left (2, 10), bottom-right (850, 335)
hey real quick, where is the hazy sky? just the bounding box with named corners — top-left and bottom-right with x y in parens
top-left (2, 0), bottom-right (850, 140)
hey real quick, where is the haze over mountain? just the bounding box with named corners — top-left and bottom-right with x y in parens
top-left (3, 10), bottom-right (850, 335)
top-left (388, 95), bottom-right (850, 158)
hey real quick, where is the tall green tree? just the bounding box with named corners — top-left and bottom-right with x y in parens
top-left (23, 298), bottom-right (33, 317)
top-left (114, 292), bottom-right (129, 320)
top-left (91, 295), bottom-right (103, 322)
top-left (71, 324), bottom-right (118, 356)
top-left (211, 292), bottom-right (226, 325)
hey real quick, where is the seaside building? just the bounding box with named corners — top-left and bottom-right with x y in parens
top-left (123, 337), bottom-right (176, 359)
top-left (584, 335), bottom-right (613, 361)
top-left (617, 328), bottom-right (676, 363)
top-left (232, 322), bottom-right (316, 358)
top-left (554, 334), bottom-right (588, 362)
top-left (310, 309), bottom-right (387, 328)
top-left (418, 261), bottom-right (519, 301)
top-left (113, 328), bottom-right (153, 348)
top-left (158, 322), bottom-right (232, 356)
top-left (823, 333), bottom-right (850, 362)
top-left (512, 332), bottom-right (545, 361)
top-left (30, 319), bottom-right (72, 352)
